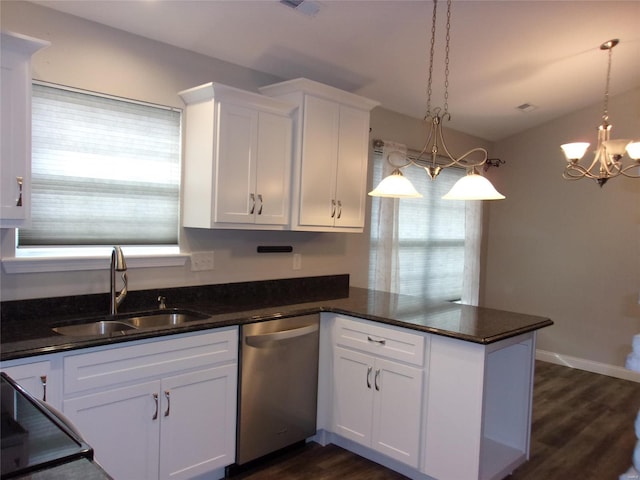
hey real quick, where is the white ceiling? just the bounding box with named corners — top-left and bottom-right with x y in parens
top-left (32, 0), bottom-right (640, 141)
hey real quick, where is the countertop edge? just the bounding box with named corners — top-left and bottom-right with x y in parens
top-left (1, 297), bottom-right (553, 361)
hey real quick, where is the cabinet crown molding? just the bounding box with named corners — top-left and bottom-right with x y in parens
top-left (259, 78), bottom-right (379, 112)
top-left (178, 82), bottom-right (295, 115)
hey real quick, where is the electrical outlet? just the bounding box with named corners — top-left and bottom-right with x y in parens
top-left (293, 253), bottom-right (302, 270)
top-left (191, 251), bottom-right (214, 271)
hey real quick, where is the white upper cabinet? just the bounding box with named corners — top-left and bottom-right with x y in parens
top-left (260, 78), bottom-right (379, 233)
top-left (179, 82), bottom-right (294, 230)
top-left (0, 31), bottom-right (49, 228)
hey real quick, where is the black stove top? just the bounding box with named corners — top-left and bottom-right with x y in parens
top-left (0, 373), bottom-right (93, 479)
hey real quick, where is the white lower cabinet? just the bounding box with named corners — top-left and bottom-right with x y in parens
top-left (61, 327), bottom-right (238, 480)
top-left (332, 346), bottom-right (422, 468)
top-left (329, 315), bottom-right (425, 469)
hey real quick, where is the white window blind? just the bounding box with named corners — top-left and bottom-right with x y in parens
top-left (19, 83), bottom-right (181, 247)
top-left (369, 151), bottom-right (466, 301)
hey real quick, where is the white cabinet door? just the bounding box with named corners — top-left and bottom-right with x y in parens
top-left (297, 97), bottom-right (372, 231)
top-left (335, 105), bottom-right (370, 229)
top-left (332, 346), bottom-right (423, 469)
top-left (371, 357), bottom-right (423, 468)
top-left (299, 95), bottom-right (340, 228)
top-left (216, 105), bottom-right (292, 226)
top-left (159, 364), bottom-right (237, 480)
top-left (215, 102), bottom-right (257, 224)
top-left (332, 346), bottom-right (374, 445)
top-left (255, 111), bottom-right (292, 225)
top-left (1, 359), bottom-right (61, 409)
top-left (0, 32), bottom-right (48, 228)
top-left (63, 380), bottom-right (161, 480)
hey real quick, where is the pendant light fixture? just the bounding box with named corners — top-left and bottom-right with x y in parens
top-left (368, 0), bottom-right (505, 201)
top-left (560, 39), bottom-right (640, 187)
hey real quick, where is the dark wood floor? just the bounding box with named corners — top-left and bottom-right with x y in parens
top-left (229, 361), bottom-right (640, 480)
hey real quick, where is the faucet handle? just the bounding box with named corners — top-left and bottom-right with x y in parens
top-left (158, 296), bottom-right (167, 310)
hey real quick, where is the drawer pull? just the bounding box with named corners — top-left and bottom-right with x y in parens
top-left (249, 193), bottom-right (256, 214)
top-left (40, 375), bottom-right (47, 402)
top-left (336, 200), bottom-right (342, 219)
top-left (152, 393), bottom-right (159, 420)
top-left (374, 369), bottom-right (381, 391)
top-left (366, 366), bottom-right (372, 389)
top-left (367, 336), bottom-right (386, 346)
top-left (164, 390), bottom-right (170, 417)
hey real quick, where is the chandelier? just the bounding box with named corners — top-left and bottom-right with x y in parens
top-left (560, 39), bottom-right (640, 187)
top-left (369, 0), bottom-right (505, 201)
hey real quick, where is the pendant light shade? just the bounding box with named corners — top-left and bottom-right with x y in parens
top-left (368, 169), bottom-right (423, 198)
top-left (442, 168), bottom-right (505, 200)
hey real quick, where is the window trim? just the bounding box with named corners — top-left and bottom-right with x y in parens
top-left (2, 231), bottom-right (187, 273)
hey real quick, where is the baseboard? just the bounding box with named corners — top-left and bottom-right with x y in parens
top-left (536, 349), bottom-right (640, 383)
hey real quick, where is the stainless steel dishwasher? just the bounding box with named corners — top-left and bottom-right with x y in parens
top-left (236, 314), bottom-right (320, 466)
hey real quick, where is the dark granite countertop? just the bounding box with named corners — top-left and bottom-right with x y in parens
top-left (0, 276), bottom-right (552, 361)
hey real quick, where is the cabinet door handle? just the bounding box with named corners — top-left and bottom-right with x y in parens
top-left (366, 366), bottom-right (372, 389)
top-left (16, 177), bottom-right (23, 207)
top-left (249, 193), bottom-right (256, 214)
top-left (374, 369), bottom-right (381, 391)
top-left (336, 200), bottom-right (342, 219)
top-left (40, 375), bottom-right (47, 402)
top-left (367, 335), bottom-right (386, 346)
top-left (152, 393), bottom-right (159, 420)
top-left (331, 199), bottom-right (336, 218)
top-left (164, 390), bottom-right (170, 417)
top-left (257, 194), bottom-right (263, 215)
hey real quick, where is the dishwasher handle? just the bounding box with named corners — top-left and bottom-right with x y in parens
top-left (245, 323), bottom-right (318, 348)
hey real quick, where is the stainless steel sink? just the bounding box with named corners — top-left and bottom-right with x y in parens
top-left (53, 321), bottom-right (137, 337)
top-left (126, 312), bottom-right (206, 329)
top-left (52, 309), bottom-right (209, 337)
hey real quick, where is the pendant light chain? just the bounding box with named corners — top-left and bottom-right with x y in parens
top-left (443, 0), bottom-right (451, 115)
top-left (425, 0), bottom-right (438, 118)
top-left (425, 0), bottom-right (452, 118)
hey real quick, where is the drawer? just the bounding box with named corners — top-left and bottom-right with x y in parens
top-left (63, 327), bottom-right (238, 395)
top-left (333, 315), bottom-right (425, 366)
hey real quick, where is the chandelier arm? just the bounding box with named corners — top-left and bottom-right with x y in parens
top-left (619, 165), bottom-right (640, 178)
top-left (564, 164), bottom-right (596, 177)
top-left (578, 147), bottom-right (605, 175)
top-left (434, 116), bottom-right (487, 168)
top-left (416, 117), bottom-right (437, 160)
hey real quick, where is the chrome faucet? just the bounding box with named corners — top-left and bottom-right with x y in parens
top-left (110, 246), bottom-right (128, 315)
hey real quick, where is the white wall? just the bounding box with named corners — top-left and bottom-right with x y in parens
top-left (484, 87), bottom-right (640, 369)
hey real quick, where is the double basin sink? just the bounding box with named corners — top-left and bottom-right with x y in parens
top-left (52, 309), bottom-right (209, 337)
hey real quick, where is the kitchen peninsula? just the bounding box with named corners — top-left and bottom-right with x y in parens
top-left (0, 275), bottom-right (552, 480)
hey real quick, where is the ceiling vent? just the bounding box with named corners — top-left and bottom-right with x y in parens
top-left (516, 103), bottom-right (538, 113)
top-left (280, 0), bottom-right (321, 17)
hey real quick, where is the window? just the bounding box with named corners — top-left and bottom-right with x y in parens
top-left (369, 150), bottom-right (466, 302)
top-left (18, 83), bottom-right (181, 251)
